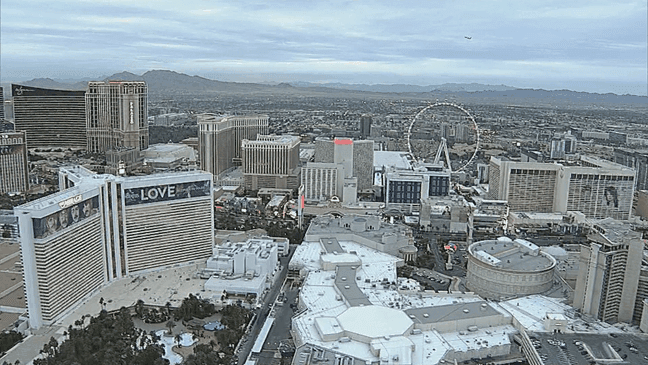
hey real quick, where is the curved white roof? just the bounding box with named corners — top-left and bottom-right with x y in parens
top-left (338, 305), bottom-right (413, 341)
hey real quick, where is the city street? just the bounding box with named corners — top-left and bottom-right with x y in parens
top-left (236, 245), bottom-right (295, 365)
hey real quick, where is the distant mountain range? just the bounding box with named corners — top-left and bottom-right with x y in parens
top-left (4, 69), bottom-right (647, 106)
top-left (288, 81), bottom-right (517, 93)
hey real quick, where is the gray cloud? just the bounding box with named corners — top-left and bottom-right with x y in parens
top-left (1, 0), bottom-right (645, 94)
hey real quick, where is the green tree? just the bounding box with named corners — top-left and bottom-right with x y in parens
top-left (1, 224), bottom-right (11, 238)
top-left (174, 294), bottom-right (216, 321)
top-left (134, 299), bottom-right (145, 318)
top-left (0, 331), bottom-right (24, 352)
top-left (33, 307), bottom-right (168, 365)
top-left (184, 343), bottom-right (225, 365)
top-left (220, 305), bottom-right (251, 331)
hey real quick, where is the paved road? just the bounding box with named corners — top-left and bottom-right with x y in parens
top-left (422, 232), bottom-right (466, 277)
top-left (303, 205), bottom-right (380, 217)
top-left (236, 246), bottom-right (295, 365)
top-left (254, 281), bottom-right (299, 364)
top-left (264, 282), bottom-right (299, 350)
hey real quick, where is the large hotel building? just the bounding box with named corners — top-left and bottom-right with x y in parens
top-left (16, 166), bottom-right (214, 328)
top-left (302, 138), bottom-right (375, 203)
top-left (614, 147), bottom-right (648, 191)
top-left (488, 155), bottom-right (635, 219)
top-left (574, 219), bottom-right (648, 324)
top-left (241, 134), bottom-right (300, 190)
top-left (85, 81), bottom-right (149, 153)
top-left (12, 84), bottom-right (86, 148)
top-left (0, 131), bottom-right (29, 194)
top-left (314, 138), bottom-right (374, 191)
top-left (384, 164), bottom-right (451, 210)
top-left (0, 86), bottom-right (5, 120)
top-left (198, 114), bottom-right (269, 177)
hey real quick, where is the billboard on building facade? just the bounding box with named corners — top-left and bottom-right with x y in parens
top-left (123, 180), bottom-right (211, 206)
top-left (32, 196), bottom-right (100, 239)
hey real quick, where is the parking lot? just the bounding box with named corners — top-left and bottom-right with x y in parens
top-left (530, 332), bottom-right (648, 365)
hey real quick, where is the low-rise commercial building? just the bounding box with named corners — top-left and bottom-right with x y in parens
top-left (383, 163), bottom-right (451, 212)
top-left (142, 143), bottom-right (198, 171)
top-left (304, 214), bottom-right (415, 258)
top-left (289, 236), bottom-right (518, 365)
top-left (204, 237), bottom-right (283, 296)
top-left (419, 195), bottom-right (469, 234)
top-left (466, 237), bottom-right (557, 300)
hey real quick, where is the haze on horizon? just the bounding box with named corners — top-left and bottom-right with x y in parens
top-left (1, 0), bottom-right (646, 96)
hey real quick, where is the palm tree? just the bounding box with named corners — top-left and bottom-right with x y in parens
top-left (165, 301), bottom-right (172, 318)
top-left (165, 320), bottom-right (176, 335)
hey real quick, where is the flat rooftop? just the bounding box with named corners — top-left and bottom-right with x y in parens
top-left (509, 212), bottom-right (565, 221)
top-left (374, 151), bottom-right (413, 170)
top-left (291, 238), bottom-right (519, 365)
top-left (306, 215), bottom-right (413, 255)
top-left (469, 239), bottom-right (555, 271)
top-left (144, 143), bottom-right (191, 153)
top-left (334, 266), bottom-right (371, 307)
top-left (592, 217), bottom-right (642, 243)
top-left (404, 301), bottom-right (501, 324)
top-left (320, 237), bottom-right (344, 254)
top-left (249, 135), bottom-right (299, 145)
top-left (492, 155), bottom-right (635, 174)
top-left (499, 295), bottom-right (624, 334)
top-left (338, 305), bottom-right (413, 339)
top-left (0, 242), bottom-right (26, 314)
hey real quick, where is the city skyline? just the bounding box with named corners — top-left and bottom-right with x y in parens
top-left (1, 0), bottom-right (646, 96)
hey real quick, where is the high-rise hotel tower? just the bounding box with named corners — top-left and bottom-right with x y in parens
top-left (488, 155), bottom-right (635, 220)
top-left (0, 86), bottom-right (5, 121)
top-left (16, 166), bottom-right (214, 329)
top-left (86, 81), bottom-right (149, 153)
top-left (12, 84), bottom-right (86, 148)
top-left (574, 219), bottom-right (648, 324)
top-left (198, 114), bottom-right (269, 177)
top-left (0, 131), bottom-right (29, 194)
top-left (241, 135), bottom-right (300, 190)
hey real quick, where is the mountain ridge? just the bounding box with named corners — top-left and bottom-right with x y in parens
top-left (288, 81), bottom-right (518, 93)
top-left (4, 70), bottom-right (646, 105)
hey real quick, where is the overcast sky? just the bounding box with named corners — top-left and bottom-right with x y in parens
top-left (1, 0), bottom-right (646, 95)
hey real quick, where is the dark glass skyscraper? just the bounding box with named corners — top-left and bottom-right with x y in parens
top-left (12, 84), bottom-right (86, 148)
top-left (0, 86), bottom-right (5, 121)
top-left (359, 114), bottom-right (372, 138)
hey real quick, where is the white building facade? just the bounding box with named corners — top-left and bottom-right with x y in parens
top-left (17, 166), bottom-right (215, 329)
top-left (204, 238), bottom-right (282, 296)
top-left (198, 114), bottom-right (269, 177)
top-left (241, 134), bottom-right (300, 190)
top-left (488, 155), bottom-right (635, 219)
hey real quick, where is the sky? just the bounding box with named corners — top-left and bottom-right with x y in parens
top-left (1, 0), bottom-right (647, 95)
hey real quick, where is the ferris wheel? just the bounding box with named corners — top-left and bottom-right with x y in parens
top-left (406, 102), bottom-right (480, 172)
